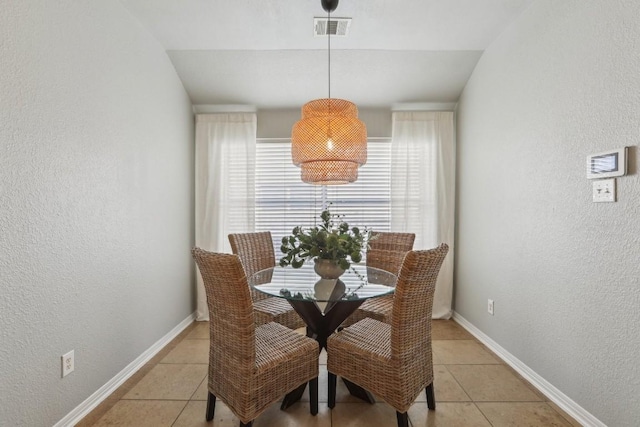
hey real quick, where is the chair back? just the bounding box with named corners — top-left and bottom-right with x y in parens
top-left (367, 232), bottom-right (416, 275)
top-left (228, 231), bottom-right (276, 277)
top-left (191, 248), bottom-right (256, 378)
top-left (369, 232), bottom-right (415, 252)
top-left (390, 244), bottom-right (449, 365)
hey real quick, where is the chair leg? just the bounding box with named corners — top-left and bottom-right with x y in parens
top-left (206, 392), bottom-right (216, 421)
top-left (328, 372), bottom-right (337, 409)
top-left (396, 411), bottom-right (409, 427)
top-left (309, 377), bottom-right (319, 415)
top-left (426, 382), bottom-right (436, 410)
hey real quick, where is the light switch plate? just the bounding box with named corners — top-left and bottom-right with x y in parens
top-left (592, 179), bottom-right (616, 202)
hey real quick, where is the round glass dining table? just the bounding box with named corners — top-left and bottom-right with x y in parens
top-left (250, 264), bottom-right (396, 345)
top-left (249, 263), bottom-right (397, 408)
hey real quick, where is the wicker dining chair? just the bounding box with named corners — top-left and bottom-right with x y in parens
top-left (229, 232), bottom-right (305, 330)
top-left (342, 232), bottom-right (415, 326)
top-left (191, 248), bottom-right (319, 427)
top-left (327, 244), bottom-right (449, 427)
top-left (368, 232), bottom-right (416, 254)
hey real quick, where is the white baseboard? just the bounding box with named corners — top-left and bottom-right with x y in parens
top-left (54, 312), bottom-right (197, 427)
top-left (452, 312), bottom-right (606, 427)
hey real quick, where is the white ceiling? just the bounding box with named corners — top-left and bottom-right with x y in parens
top-left (120, 0), bottom-right (534, 109)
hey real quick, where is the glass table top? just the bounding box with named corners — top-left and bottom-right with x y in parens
top-left (249, 263), bottom-right (397, 303)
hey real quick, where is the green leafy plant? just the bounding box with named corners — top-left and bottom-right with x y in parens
top-left (279, 208), bottom-right (371, 270)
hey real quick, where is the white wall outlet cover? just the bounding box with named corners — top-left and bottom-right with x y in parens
top-left (592, 179), bottom-right (616, 203)
top-left (62, 350), bottom-right (74, 377)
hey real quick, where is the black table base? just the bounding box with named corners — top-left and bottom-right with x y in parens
top-left (280, 298), bottom-right (375, 410)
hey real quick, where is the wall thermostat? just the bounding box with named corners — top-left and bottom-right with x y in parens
top-left (586, 147), bottom-right (627, 179)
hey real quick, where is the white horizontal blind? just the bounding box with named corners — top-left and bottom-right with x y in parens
top-left (255, 138), bottom-right (392, 265)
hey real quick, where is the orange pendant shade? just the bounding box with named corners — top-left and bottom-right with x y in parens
top-left (292, 98), bottom-right (367, 185)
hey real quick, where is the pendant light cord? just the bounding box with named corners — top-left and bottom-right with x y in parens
top-left (327, 7), bottom-right (332, 137)
top-left (328, 8), bottom-right (331, 100)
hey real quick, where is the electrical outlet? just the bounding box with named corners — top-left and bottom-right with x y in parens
top-left (61, 350), bottom-right (74, 377)
top-left (487, 299), bottom-right (494, 315)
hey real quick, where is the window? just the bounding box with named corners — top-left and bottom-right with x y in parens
top-left (255, 138), bottom-right (392, 259)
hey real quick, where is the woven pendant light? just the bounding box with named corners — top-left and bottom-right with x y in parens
top-left (291, 0), bottom-right (367, 185)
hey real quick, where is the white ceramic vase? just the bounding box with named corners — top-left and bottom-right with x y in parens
top-left (313, 258), bottom-right (346, 279)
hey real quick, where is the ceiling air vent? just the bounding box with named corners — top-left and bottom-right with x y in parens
top-left (314, 17), bottom-right (351, 37)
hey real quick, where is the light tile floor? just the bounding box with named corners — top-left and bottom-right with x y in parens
top-left (77, 320), bottom-right (581, 427)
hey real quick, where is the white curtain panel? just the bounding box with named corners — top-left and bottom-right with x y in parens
top-left (195, 113), bottom-right (257, 320)
top-left (390, 111), bottom-right (455, 319)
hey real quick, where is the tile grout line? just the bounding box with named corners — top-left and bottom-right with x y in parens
top-left (169, 400), bottom-right (190, 427)
top-left (474, 401), bottom-right (497, 427)
top-left (441, 364), bottom-right (473, 402)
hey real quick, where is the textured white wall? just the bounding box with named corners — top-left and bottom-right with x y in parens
top-left (0, 1), bottom-right (195, 426)
top-left (456, 1), bottom-right (640, 426)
